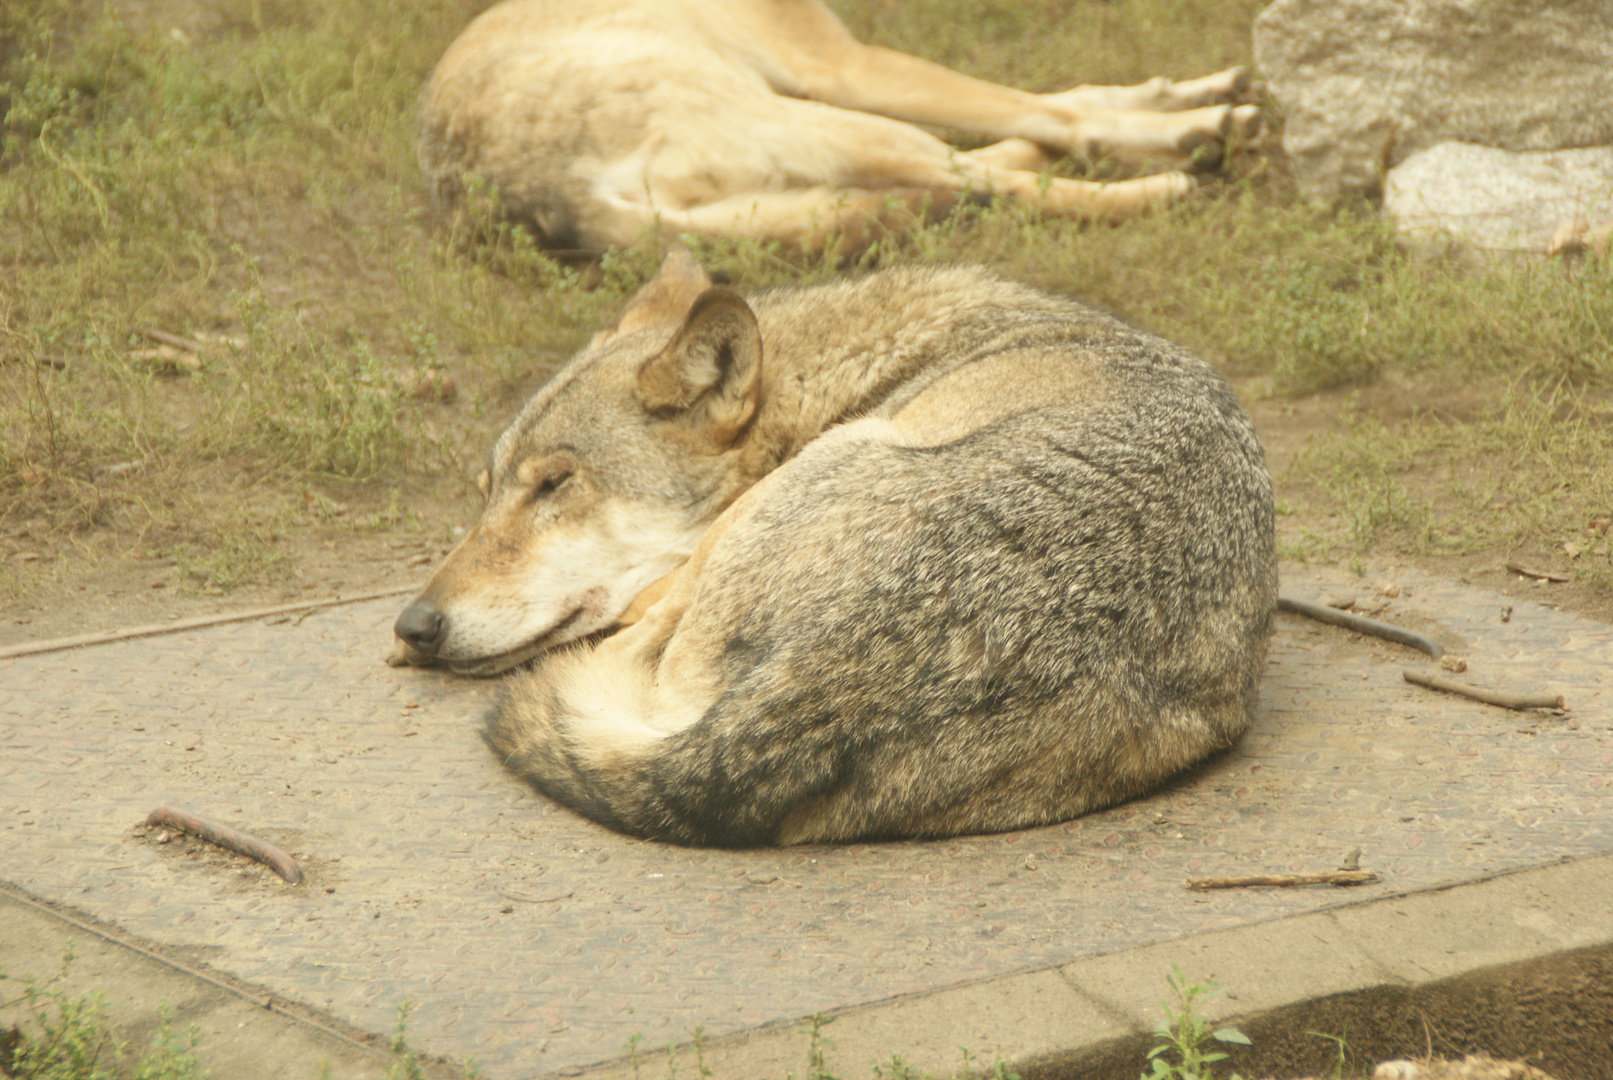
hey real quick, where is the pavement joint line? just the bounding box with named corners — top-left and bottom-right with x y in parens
top-left (0, 878), bottom-right (392, 1064)
top-left (0, 585), bottom-right (420, 660)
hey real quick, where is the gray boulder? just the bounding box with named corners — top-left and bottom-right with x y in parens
top-left (1253, 0), bottom-right (1613, 200)
top-left (1384, 142), bottom-right (1613, 253)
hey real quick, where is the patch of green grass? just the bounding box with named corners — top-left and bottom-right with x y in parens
top-left (1288, 381), bottom-right (1613, 582)
top-left (1307, 1028), bottom-right (1367, 1080)
top-left (1, 945), bottom-right (203, 1080)
top-left (2, 0), bottom-right (1612, 591)
top-left (172, 518), bottom-right (292, 593)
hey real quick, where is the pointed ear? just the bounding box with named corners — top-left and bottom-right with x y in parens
top-left (591, 250), bottom-right (713, 345)
top-left (636, 287), bottom-right (761, 446)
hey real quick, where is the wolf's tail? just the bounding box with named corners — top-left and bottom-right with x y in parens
top-left (483, 643), bottom-right (795, 847)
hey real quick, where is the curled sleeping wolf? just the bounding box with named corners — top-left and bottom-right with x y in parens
top-left (393, 253), bottom-right (1278, 846)
top-left (417, 0), bottom-right (1261, 251)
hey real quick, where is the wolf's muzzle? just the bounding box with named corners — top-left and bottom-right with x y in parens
top-left (394, 601), bottom-right (447, 656)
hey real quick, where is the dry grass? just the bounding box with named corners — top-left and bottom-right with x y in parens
top-left (2, 0), bottom-right (1611, 605)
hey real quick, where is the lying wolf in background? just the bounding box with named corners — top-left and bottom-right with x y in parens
top-left (418, 0), bottom-right (1261, 251)
top-left (393, 253), bottom-right (1278, 845)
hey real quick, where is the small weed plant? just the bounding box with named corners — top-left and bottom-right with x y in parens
top-left (1142, 965), bottom-right (1251, 1080)
top-left (0, 945), bottom-right (203, 1080)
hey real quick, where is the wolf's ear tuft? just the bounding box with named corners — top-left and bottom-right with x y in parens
top-left (636, 287), bottom-right (762, 445)
top-left (592, 250), bottom-right (713, 345)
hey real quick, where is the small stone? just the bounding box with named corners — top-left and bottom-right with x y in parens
top-left (1439, 655), bottom-right (1469, 674)
top-left (1385, 143), bottom-right (1613, 254)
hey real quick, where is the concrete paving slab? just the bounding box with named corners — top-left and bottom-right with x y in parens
top-left (1, 561), bottom-right (1608, 1079)
top-left (1330, 849), bottom-right (1613, 985)
top-left (1056, 905), bottom-right (1395, 1029)
top-left (582, 852), bottom-right (1613, 1080)
top-left (681, 965), bottom-right (1131, 1080)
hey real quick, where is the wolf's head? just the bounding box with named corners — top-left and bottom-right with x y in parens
top-left (393, 252), bottom-right (762, 674)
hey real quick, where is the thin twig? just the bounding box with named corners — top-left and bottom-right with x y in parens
top-left (35, 118), bottom-right (110, 230)
top-left (1402, 669), bottom-right (1565, 711)
top-left (0, 586), bottom-right (417, 660)
top-left (1185, 870), bottom-right (1378, 890)
top-left (137, 327), bottom-right (208, 353)
top-left (1277, 595), bottom-right (1443, 658)
top-left (146, 807), bottom-right (304, 884)
top-left (498, 889), bottom-right (574, 904)
top-left (1505, 561), bottom-right (1570, 583)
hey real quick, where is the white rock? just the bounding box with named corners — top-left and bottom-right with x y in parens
top-left (1253, 0), bottom-right (1613, 200)
top-left (1383, 142), bottom-right (1613, 253)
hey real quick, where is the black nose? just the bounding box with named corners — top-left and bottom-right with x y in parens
top-left (394, 601), bottom-right (447, 656)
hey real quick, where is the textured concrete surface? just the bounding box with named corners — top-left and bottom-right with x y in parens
top-left (1, 562), bottom-right (1609, 1079)
top-left (644, 851), bottom-right (1613, 1080)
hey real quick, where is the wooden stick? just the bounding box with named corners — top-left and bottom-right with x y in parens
top-left (0, 586), bottom-right (417, 661)
top-left (1505, 561), bottom-right (1570, 583)
top-left (1186, 870), bottom-right (1378, 890)
top-left (1277, 595), bottom-right (1443, 658)
top-left (146, 807), bottom-right (304, 884)
top-left (1402, 669), bottom-right (1565, 711)
top-left (138, 326), bottom-right (208, 353)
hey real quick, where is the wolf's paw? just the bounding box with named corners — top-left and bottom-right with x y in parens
top-left (1231, 103), bottom-right (1262, 140)
top-left (1164, 66), bottom-right (1251, 109)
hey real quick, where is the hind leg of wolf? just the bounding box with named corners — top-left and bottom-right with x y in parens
top-left (654, 173), bottom-right (1189, 243)
top-left (588, 103), bottom-right (1195, 248)
top-left (722, 0), bottom-right (1257, 168)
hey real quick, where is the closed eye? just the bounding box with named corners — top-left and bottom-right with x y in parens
top-left (532, 470), bottom-right (572, 500)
